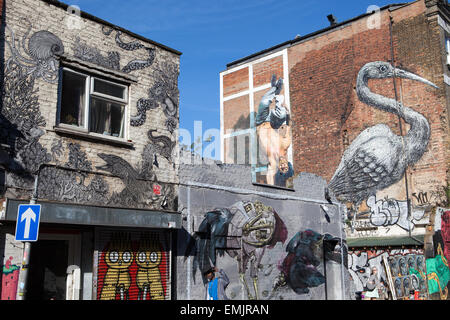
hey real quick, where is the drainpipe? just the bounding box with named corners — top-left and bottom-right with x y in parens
top-left (15, 163), bottom-right (43, 300)
top-left (388, 14), bottom-right (424, 246)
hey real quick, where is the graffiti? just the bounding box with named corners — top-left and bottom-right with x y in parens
top-left (38, 142), bottom-right (110, 205)
top-left (271, 230), bottom-right (345, 296)
top-left (348, 248), bottom-right (427, 299)
top-left (96, 152), bottom-right (175, 210)
top-left (191, 201), bottom-right (288, 300)
top-left (99, 234), bottom-right (134, 300)
top-left (253, 75), bottom-right (293, 189)
top-left (1, 257), bottom-right (20, 300)
top-left (367, 196), bottom-right (426, 231)
top-left (1, 23), bottom-right (63, 177)
top-left (73, 37), bottom-right (121, 71)
top-left (353, 220), bottom-right (378, 237)
top-left (130, 62), bottom-right (179, 134)
top-left (75, 28), bottom-right (155, 74)
top-left (329, 61), bottom-right (438, 217)
top-left (412, 192), bottom-right (429, 206)
top-left (97, 233), bottom-right (168, 300)
top-left (426, 244), bottom-right (449, 299)
top-left (135, 236), bottom-right (165, 300)
top-left (0, 22), bottom-right (177, 211)
top-left (413, 187), bottom-right (450, 207)
top-left (4, 22), bottom-right (64, 83)
top-left (432, 208), bottom-right (450, 299)
top-left (147, 129), bottom-right (176, 164)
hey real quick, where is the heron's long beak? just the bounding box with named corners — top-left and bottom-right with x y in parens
top-left (394, 68), bottom-right (439, 89)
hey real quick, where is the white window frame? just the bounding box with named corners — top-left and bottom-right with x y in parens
top-left (58, 67), bottom-right (129, 141)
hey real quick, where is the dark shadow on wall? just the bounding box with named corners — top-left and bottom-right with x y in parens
top-left (177, 227), bottom-right (196, 258)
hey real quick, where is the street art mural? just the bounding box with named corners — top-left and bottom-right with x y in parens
top-left (366, 196), bottom-right (426, 231)
top-left (270, 230), bottom-right (345, 297)
top-left (189, 201), bottom-right (346, 300)
top-left (1, 257), bottom-right (21, 300)
top-left (97, 233), bottom-right (169, 300)
top-left (429, 208), bottom-right (450, 299)
top-left (1, 21), bottom-right (177, 212)
top-left (348, 248), bottom-right (427, 299)
top-left (253, 75), bottom-right (294, 189)
top-left (191, 201), bottom-right (288, 300)
top-left (328, 61), bottom-right (438, 224)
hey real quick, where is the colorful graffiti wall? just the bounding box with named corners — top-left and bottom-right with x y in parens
top-left (96, 231), bottom-right (170, 300)
top-left (348, 248), bottom-right (427, 299)
top-left (178, 165), bottom-right (349, 300)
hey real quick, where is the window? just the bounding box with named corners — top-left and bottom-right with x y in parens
top-left (59, 68), bottom-right (128, 139)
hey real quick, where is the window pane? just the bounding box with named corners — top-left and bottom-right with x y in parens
top-left (60, 71), bottom-right (86, 127)
top-left (89, 97), bottom-right (125, 138)
top-left (93, 78), bottom-right (125, 99)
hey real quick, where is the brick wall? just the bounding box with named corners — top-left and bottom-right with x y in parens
top-left (288, 0), bottom-right (449, 206)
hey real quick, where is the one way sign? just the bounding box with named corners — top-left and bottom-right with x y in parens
top-left (15, 205), bottom-right (41, 242)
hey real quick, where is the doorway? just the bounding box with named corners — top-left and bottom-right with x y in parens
top-left (26, 234), bottom-right (81, 300)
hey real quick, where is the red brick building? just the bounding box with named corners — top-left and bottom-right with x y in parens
top-left (220, 0), bottom-right (450, 299)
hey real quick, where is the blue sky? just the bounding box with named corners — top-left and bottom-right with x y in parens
top-left (69, 0), bottom-right (397, 158)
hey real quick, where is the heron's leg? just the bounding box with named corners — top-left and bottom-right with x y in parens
top-left (252, 277), bottom-right (259, 300)
top-left (240, 273), bottom-right (254, 300)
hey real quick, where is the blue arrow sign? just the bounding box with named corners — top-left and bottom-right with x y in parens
top-left (15, 205), bottom-right (41, 242)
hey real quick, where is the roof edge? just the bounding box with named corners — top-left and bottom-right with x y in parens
top-left (40, 0), bottom-right (182, 56)
top-left (226, 2), bottom-right (411, 69)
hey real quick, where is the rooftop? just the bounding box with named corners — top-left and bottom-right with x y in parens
top-left (41, 0), bottom-right (182, 56)
top-left (226, 2), bottom-right (411, 69)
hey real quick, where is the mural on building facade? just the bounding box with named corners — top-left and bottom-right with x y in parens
top-left (328, 61), bottom-right (438, 225)
top-left (270, 229), bottom-right (345, 296)
top-left (253, 75), bottom-right (294, 189)
top-left (190, 201), bottom-right (347, 299)
top-left (97, 233), bottom-right (168, 300)
top-left (74, 28), bottom-right (156, 74)
top-left (1, 257), bottom-right (21, 300)
top-left (130, 61), bottom-right (179, 135)
top-left (191, 200), bottom-right (288, 300)
top-left (348, 248), bottom-right (427, 299)
top-left (429, 208), bottom-right (450, 299)
top-left (75, 26), bottom-right (180, 134)
top-left (1, 21), bottom-right (177, 211)
top-left (366, 195), bottom-right (426, 231)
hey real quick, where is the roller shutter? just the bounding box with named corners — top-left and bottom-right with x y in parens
top-left (95, 229), bottom-right (171, 300)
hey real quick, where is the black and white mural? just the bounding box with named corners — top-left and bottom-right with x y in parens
top-left (328, 61), bottom-right (438, 229)
top-left (1, 21), bottom-right (178, 211)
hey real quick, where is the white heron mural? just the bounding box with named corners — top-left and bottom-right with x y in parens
top-left (328, 61), bottom-right (438, 220)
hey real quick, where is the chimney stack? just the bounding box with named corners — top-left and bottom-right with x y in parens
top-left (327, 14), bottom-right (337, 26)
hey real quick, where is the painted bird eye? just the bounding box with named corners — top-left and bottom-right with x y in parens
top-left (150, 252), bottom-right (159, 263)
top-left (122, 251), bottom-right (132, 263)
top-left (138, 252), bottom-right (147, 263)
top-left (109, 251), bottom-right (119, 263)
top-left (379, 65), bottom-right (388, 72)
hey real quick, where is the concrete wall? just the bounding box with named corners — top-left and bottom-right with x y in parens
top-left (176, 154), bottom-right (350, 300)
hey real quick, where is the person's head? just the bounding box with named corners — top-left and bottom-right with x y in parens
top-left (371, 266), bottom-right (378, 275)
top-left (204, 268), bottom-right (215, 281)
top-left (278, 157), bottom-right (289, 174)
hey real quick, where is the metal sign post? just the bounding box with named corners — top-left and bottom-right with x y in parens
top-left (15, 174), bottom-right (41, 300)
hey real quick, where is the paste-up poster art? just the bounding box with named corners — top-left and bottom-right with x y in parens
top-left (253, 75), bottom-right (294, 189)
